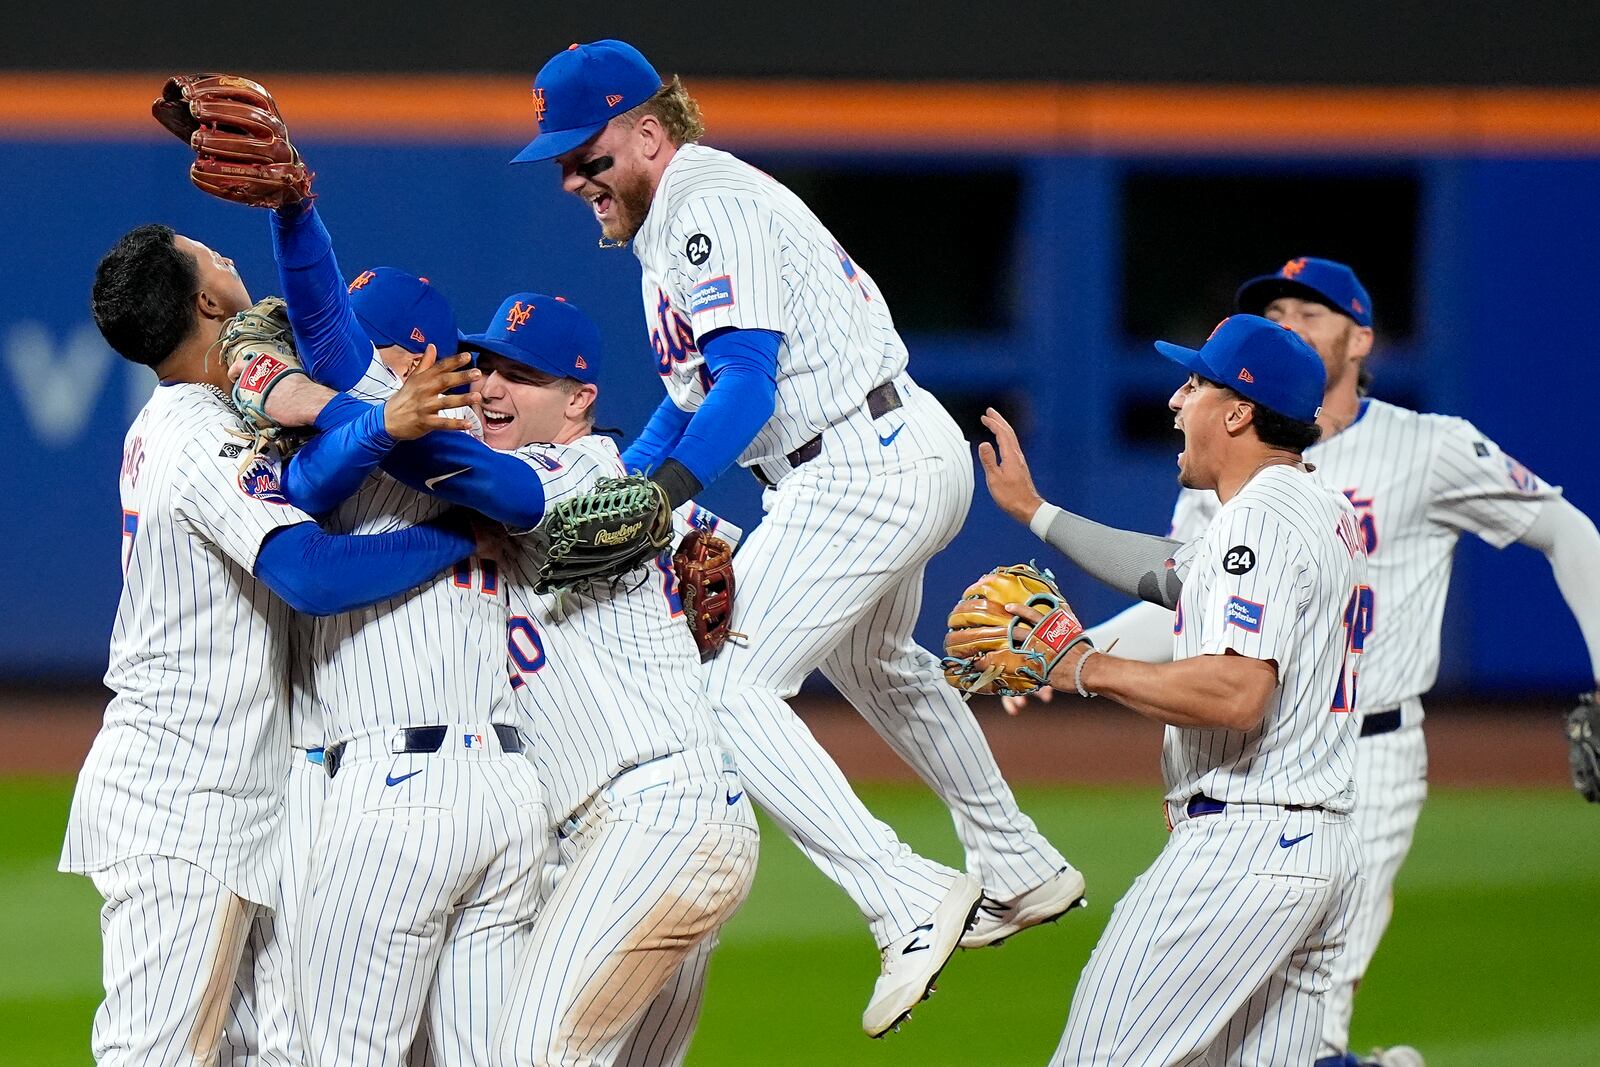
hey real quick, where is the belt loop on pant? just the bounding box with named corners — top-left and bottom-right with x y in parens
top-left (754, 380), bottom-right (903, 487)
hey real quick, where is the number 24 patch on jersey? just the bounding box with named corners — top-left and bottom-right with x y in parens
top-left (1223, 545), bottom-right (1256, 575)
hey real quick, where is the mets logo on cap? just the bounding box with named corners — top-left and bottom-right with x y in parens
top-left (531, 87), bottom-right (547, 126)
top-left (1280, 257), bottom-right (1308, 279)
top-left (505, 301), bottom-right (535, 331)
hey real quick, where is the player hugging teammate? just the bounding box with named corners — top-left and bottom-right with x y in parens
top-left (60, 42), bottom-right (1600, 1067)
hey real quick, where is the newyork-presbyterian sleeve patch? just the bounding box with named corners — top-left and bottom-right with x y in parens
top-left (1224, 595), bottom-right (1265, 634)
top-left (687, 275), bottom-right (735, 315)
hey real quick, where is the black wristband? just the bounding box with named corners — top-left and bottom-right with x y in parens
top-left (652, 458), bottom-right (704, 510)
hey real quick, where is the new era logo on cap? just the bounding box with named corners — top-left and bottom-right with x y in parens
top-left (410, 327), bottom-right (426, 343)
top-left (1237, 367), bottom-right (1255, 384)
top-left (606, 93), bottom-right (624, 106)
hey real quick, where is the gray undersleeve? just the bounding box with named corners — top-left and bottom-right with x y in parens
top-left (1030, 502), bottom-right (1185, 608)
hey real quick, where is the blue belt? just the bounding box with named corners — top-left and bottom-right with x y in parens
top-left (324, 724), bottom-right (523, 779)
top-left (1360, 708), bottom-right (1402, 738)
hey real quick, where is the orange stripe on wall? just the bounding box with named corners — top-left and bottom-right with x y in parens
top-left (6, 73), bottom-right (1600, 151)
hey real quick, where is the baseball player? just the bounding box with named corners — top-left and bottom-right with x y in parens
top-left (512, 39), bottom-right (1078, 1036)
top-left (1007, 258), bottom-right (1600, 1067)
top-left (981, 313), bottom-right (1367, 1064)
top-left (258, 174), bottom-right (748, 1064)
top-left (62, 224), bottom-right (488, 1067)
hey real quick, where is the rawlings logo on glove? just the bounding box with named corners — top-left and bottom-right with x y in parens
top-left (941, 563), bottom-right (1092, 698)
top-left (526, 475), bottom-right (674, 595)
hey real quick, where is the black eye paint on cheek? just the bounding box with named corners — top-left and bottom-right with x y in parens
top-left (576, 155), bottom-right (615, 180)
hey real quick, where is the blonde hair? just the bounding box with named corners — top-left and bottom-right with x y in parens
top-left (621, 75), bottom-right (705, 145)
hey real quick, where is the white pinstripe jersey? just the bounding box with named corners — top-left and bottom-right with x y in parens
top-left (1167, 464), bottom-right (1368, 810)
top-left (306, 356), bottom-right (510, 742)
top-left (504, 434), bottom-right (718, 822)
top-left (62, 384), bottom-right (312, 904)
top-left (632, 143), bottom-right (908, 466)
top-left (1170, 400), bottom-right (1559, 718)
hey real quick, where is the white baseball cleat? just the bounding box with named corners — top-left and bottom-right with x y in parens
top-left (959, 866), bottom-right (1088, 949)
top-left (862, 873), bottom-right (984, 1038)
top-left (1363, 1047), bottom-right (1426, 1067)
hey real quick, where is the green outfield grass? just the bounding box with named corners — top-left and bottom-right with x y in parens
top-left (6, 776), bottom-right (1598, 1065)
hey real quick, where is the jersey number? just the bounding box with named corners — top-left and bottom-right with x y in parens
top-left (507, 615), bottom-right (546, 689)
top-left (120, 510), bottom-right (139, 574)
top-left (452, 558), bottom-right (500, 597)
top-left (1330, 585), bottom-right (1375, 713)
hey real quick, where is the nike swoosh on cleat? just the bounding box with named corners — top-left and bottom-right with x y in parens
top-left (1278, 831), bottom-right (1313, 848)
top-left (386, 770), bottom-right (424, 787)
top-left (877, 424), bottom-right (904, 447)
top-left (425, 468), bottom-right (470, 490)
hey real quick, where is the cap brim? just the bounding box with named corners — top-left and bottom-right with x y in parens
top-left (510, 122), bottom-right (606, 164)
top-left (1153, 339), bottom-right (1207, 377)
top-left (459, 333), bottom-right (569, 379)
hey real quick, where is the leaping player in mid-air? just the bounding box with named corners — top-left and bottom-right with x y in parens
top-left (511, 38), bottom-right (1083, 1037)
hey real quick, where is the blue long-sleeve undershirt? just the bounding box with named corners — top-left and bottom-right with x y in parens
top-left (255, 517), bottom-right (473, 616)
top-left (283, 391), bottom-right (548, 529)
top-left (620, 394), bottom-right (694, 474)
top-left (657, 328), bottom-right (780, 489)
top-left (272, 203), bottom-right (373, 391)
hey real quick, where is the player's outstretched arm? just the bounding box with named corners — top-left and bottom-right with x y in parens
top-left (980, 407), bottom-right (1182, 607)
top-left (623, 393), bottom-right (694, 475)
top-left (1518, 497), bottom-right (1600, 692)
top-left (999, 601), bottom-right (1177, 715)
top-left (650, 328), bottom-right (781, 508)
top-left (271, 203), bottom-right (378, 391)
top-left (254, 513), bottom-right (476, 616)
top-left (1006, 602), bottom-right (1277, 729)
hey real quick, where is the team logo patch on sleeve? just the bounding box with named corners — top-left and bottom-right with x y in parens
top-left (238, 454), bottom-right (289, 504)
top-left (684, 233), bottom-right (712, 265)
top-left (1224, 595), bottom-right (1264, 633)
top-left (1222, 545), bottom-right (1256, 575)
top-left (687, 275), bottom-right (735, 315)
top-left (1505, 456), bottom-right (1537, 493)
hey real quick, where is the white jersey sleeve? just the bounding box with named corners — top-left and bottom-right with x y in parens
top-left (666, 195), bottom-right (786, 341)
top-left (1186, 506), bottom-right (1314, 677)
top-left (171, 435), bottom-right (312, 572)
top-left (673, 501), bottom-right (744, 550)
top-left (1424, 417), bottom-right (1560, 548)
top-left (510, 438), bottom-right (628, 505)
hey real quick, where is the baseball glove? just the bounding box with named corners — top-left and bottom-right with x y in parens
top-left (213, 297), bottom-right (309, 465)
top-left (526, 475), bottom-right (674, 594)
top-left (674, 529), bottom-right (737, 660)
top-left (942, 563), bottom-right (1091, 698)
top-left (1565, 692), bottom-right (1600, 803)
top-left (153, 73), bottom-right (313, 209)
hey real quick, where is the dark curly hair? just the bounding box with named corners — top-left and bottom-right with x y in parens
top-left (1199, 376), bottom-right (1322, 453)
top-left (91, 224), bottom-right (199, 368)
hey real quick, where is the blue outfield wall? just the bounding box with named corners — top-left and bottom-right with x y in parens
top-left (1, 138), bottom-right (1594, 693)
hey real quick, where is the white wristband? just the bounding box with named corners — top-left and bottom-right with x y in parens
top-left (1073, 647), bottom-right (1100, 698)
top-left (1029, 501), bottom-right (1063, 540)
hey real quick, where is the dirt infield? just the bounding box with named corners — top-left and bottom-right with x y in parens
top-left (0, 685), bottom-right (1570, 787)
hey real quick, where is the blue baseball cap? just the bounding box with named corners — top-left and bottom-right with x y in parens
top-left (1155, 314), bottom-right (1326, 425)
top-left (1236, 257), bottom-right (1373, 328)
top-left (461, 293), bottom-right (601, 384)
top-left (347, 268), bottom-right (460, 355)
top-left (510, 40), bottom-right (662, 164)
